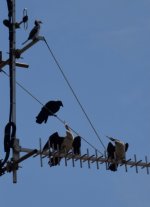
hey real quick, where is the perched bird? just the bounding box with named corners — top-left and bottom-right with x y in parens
top-left (36, 100), bottom-right (63, 124)
top-left (107, 142), bottom-right (115, 160)
top-left (51, 125), bottom-right (74, 166)
top-left (43, 124), bottom-right (74, 167)
top-left (107, 142), bottom-right (117, 171)
top-left (22, 20), bottom-right (42, 45)
top-left (43, 132), bottom-right (65, 166)
top-left (72, 136), bottom-right (81, 155)
top-left (51, 124), bottom-right (74, 166)
top-left (42, 132), bottom-right (64, 152)
top-left (107, 136), bottom-right (129, 171)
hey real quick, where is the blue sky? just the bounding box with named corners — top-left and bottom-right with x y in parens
top-left (0, 0), bottom-right (150, 206)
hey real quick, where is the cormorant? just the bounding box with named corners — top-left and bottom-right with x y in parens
top-left (36, 100), bottom-right (63, 124)
top-left (43, 124), bottom-right (74, 167)
top-left (22, 20), bottom-right (42, 45)
top-left (42, 132), bottom-right (64, 166)
top-left (107, 137), bottom-right (129, 171)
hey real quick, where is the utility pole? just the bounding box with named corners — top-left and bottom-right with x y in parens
top-left (5, 0), bottom-right (43, 183)
top-left (8, 0), bottom-right (19, 183)
top-left (0, 0), bottom-right (42, 183)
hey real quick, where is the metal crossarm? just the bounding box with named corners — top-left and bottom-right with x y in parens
top-left (0, 36), bottom-right (44, 70)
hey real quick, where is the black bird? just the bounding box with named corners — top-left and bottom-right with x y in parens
top-left (43, 125), bottom-right (75, 167)
top-left (72, 136), bottom-right (81, 155)
top-left (107, 142), bottom-right (115, 160)
top-left (43, 132), bottom-right (65, 166)
top-left (22, 20), bottom-right (42, 45)
top-left (42, 132), bottom-right (64, 152)
top-left (107, 142), bottom-right (117, 171)
top-left (48, 135), bottom-right (81, 167)
top-left (36, 100), bottom-right (63, 124)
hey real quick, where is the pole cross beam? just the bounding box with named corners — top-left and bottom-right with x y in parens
top-left (0, 36), bottom-right (44, 70)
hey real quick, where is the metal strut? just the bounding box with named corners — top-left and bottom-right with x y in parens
top-left (0, 36), bottom-right (44, 70)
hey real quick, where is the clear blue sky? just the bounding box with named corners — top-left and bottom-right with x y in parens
top-left (0, 1), bottom-right (150, 206)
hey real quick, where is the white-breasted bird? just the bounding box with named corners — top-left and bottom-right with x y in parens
top-left (44, 124), bottom-right (74, 167)
top-left (22, 20), bottom-right (42, 45)
top-left (107, 136), bottom-right (129, 171)
top-left (60, 124), bottom-right (74, 154)
top-left (107, 136), bottom-right (129, 161)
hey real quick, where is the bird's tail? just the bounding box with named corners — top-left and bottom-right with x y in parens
top-left (22, 39), bottom-right (28, 45)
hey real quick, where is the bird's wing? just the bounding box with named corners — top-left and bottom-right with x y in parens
top-left (28, 26), bottom-right (38, 39)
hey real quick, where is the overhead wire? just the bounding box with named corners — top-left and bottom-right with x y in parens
top-left (43, 37), bottom-right (106, 151)
top-left (0, 69), bottom-right (104, 155)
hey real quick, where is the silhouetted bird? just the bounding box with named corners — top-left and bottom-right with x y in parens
top-left (43, 132), bottom-right (64, 166)
top-left (42, 132), bottom-right (64, 152)
top-left (107, 137), bottom-right (129, 171)
top-left (36, 100), bottom-right (63, 124)
top-left (72, 136), bottom-right (81, 155)
top-left (107, 142), bottom-right (115, 160)
top-left (22, 20), bottom-right (42, 45)
top-left (43, 124), bottom-right (74, 167)
top-left (107, 142), bottom-right (117, 171)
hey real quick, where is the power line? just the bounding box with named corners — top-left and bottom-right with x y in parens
top-left (43, 37), bottom-right (106, 151)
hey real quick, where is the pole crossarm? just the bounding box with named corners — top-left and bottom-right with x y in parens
top-left (0, 36), bottom-right (44, 70)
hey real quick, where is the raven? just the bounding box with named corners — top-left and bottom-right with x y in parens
top-left (22, 20), bottom-right (42, 45)
top-left (42, 132), bottom-right (64, 152)
top-left (36, 100), bottom-right (63, 124)
top-left (72, 136), bottom-right (81, 155)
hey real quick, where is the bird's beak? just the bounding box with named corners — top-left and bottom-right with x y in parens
top-left (106, 136), bottom-right (116, 142)
top-left (65, 124), bottom-right (69, 130)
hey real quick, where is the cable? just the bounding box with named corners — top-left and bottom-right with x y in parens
top-left (1, 69), bottom-right (44, 106)
top-left (0, 122), bottom-right (16, 168)
top-left (43, 37), bottom-right (106, 150)
top-left (0, 69), bottom-right (104, 155)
